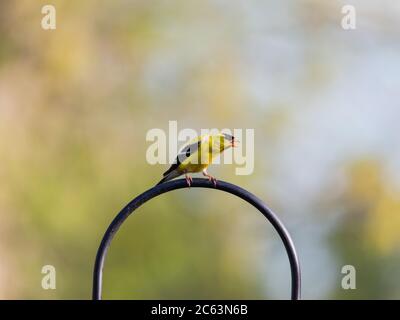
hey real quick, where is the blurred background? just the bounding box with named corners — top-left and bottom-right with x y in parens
top-left (0, 0), bottom-right (399, 299)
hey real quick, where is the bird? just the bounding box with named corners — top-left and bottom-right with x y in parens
top-left (156, 132), bottom-right (237, 187)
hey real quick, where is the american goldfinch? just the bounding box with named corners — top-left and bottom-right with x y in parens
top-left (156, 132), bottom-right (237, 187)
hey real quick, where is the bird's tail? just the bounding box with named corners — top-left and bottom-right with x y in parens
top-left (156, 170), bottom-right (182, 186)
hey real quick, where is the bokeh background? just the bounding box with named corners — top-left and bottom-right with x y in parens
top-left (0, 0), bottom-right (399, 299)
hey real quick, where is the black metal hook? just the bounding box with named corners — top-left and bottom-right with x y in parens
top-left (92, 178), bottom-right (301, 300)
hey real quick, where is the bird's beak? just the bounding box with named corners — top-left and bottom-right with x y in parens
top-left (231, 139), bottom-right (239, 148)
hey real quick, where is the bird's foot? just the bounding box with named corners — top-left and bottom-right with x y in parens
top-left (207, 175), bottom-right (217, 187)
top-left (185, 174), bottom-right (193, 187)
top-left (202, 170), bottom-right (217, 187)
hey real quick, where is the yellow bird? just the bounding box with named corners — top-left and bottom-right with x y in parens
top-left (156, 132), bottom-right (237, 187)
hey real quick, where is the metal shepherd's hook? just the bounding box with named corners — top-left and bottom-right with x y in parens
top-left (92, 178), bottom-right (301, 300)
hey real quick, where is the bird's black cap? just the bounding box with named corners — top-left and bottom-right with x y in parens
top-left (222, 133), bottom-right (235, 141)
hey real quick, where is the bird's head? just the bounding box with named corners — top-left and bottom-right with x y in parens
top-left (216, 132), bottom-right (238, 151)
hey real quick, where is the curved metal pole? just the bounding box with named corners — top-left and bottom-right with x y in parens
top-left (92, 178), bottom-right (301, 300)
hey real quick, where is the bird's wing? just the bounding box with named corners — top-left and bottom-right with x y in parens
top-left (162, 140), bottom-right (201, 176)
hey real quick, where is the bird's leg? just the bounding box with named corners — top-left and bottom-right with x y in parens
top-left (202, 169), bottom-right (217, 187)
top-left (185, 174), bottom-right (192, 187)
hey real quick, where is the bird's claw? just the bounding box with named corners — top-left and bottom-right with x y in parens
top-left (208, 176), bottom-right (217, 187)
top-left (185, 175), bottom-right (193, 188)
